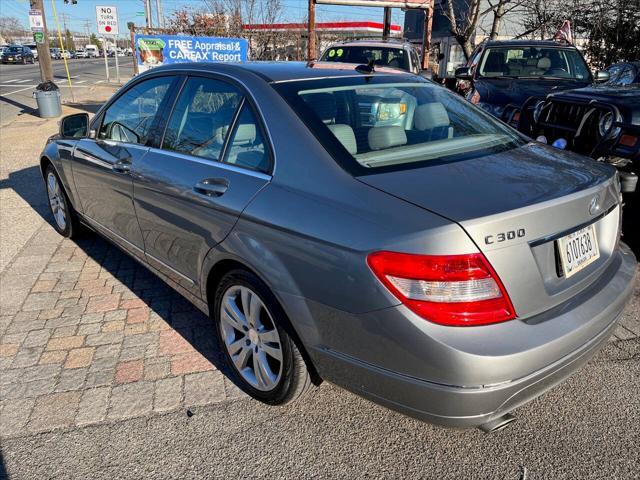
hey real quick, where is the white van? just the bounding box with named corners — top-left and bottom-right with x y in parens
top-left (85, 45), bottom-right (99, 58)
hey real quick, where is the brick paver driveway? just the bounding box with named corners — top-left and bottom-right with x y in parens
top-left (1, 221), bottom-right (243, 436)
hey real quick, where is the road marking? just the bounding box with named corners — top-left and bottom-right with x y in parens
top-left (3, 79), bottom-right (21, 83)
top-left (14, 79), bottom-right (31, 83)
top-left (75, 80), bottom-right (87, 84)
top-left (96, 80), bottom-right (104, 84)
top-left (0, 85), bottom-right (36, 96)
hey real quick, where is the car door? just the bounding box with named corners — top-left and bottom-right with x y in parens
top-left (71, 74), bottom-right (178, 256)
top-left (132, 74), bottom-right (272, 287)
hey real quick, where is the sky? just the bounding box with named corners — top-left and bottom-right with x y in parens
top-left (2, 0), bottom-right (405, 39)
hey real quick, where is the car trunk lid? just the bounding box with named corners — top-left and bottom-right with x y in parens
top-left (358, 142), bottom-right (621, 319)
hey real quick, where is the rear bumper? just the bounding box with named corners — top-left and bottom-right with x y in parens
top-left (306, 243), bottom-right (636, 428)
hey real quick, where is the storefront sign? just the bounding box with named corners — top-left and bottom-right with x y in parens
top-left (134, 34), bottom-right (248, 73)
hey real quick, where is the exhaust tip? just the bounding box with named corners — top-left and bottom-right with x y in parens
top-left (479, 413), bottom-right (516, 434)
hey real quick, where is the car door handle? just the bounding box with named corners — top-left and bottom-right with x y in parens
top-left (193, 178), bottom-right (229, 197)
top-left (112, 159), bottom-right (131, 174)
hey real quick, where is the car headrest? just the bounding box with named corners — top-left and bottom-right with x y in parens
top-left (414, 103), bottom-right (450, 131)
top-left (368, 126), bottom-right (407, 151)
top-left (231, 124), bottom-right (256, 146)
top-left (327, 124), bottom-right (357, 155)
top-left (537, 57), bottom-right (551, 70)
top-left (303, 93), bottom-right (337, 123)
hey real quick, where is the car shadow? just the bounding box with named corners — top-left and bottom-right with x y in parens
top-left (1, 166), bottom-right (239, 386)
top-left (0, 450), bottom-right (7, 479)
top-left (71, 232), bottom-right (236, 382)
top-left (63, 100), bottom-right (104, 114)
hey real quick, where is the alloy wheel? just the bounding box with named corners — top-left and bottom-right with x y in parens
top-left (47, 172), bottom-right (67, 231)
top-left (219, 285), bottom-right (283, 391)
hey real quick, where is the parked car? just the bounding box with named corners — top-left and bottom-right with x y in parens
top-left (1, 45), bottom-right (35, 64)
top-left (23, 42), bottom-right (38, 60)
top-left (518, 61), bottom-right (640, 249)
top-left (320, 39), bottom-right (424, 75)
top-left (50, 48), bottom-right (62, 60)
top-left (454, 40), bottom-right (608, 127)
top-left (40, 62), bottom-right (637, 432)
top-left (75, 49), bottom-right (88, 58)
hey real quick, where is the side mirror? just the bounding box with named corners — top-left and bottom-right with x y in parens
top-left (60, 113), bottom-right (89, 138)
top-left (594, 70), bottom-right (610, 83)
top-left (455, 66), bottom-right (472, 80)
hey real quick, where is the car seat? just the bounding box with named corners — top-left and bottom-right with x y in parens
top-left (411, 103), bottom-right (453, 142)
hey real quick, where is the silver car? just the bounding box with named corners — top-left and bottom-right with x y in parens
top-left (40, 62), bottom-right (637, 432)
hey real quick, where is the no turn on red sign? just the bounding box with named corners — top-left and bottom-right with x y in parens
top-left (96, 5), bottom-right (119, 35)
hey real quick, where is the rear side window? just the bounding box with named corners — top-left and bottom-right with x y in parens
top-left (322, 46), bottom-right (410, 71)
top-left (223, 103), bottom-right (271, 173)
top-left (99, 76), bottom-right (174, 145)
top-left (163, 77), bottom-right (241, 161)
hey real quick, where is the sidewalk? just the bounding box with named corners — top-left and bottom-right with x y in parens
top-left (0, 88), bottom-right (242, 439)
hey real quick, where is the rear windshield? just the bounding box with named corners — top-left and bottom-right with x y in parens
top-left (274, 76), bottom-right (523, 174)
top-left (321, 46), bottom-right (410, 71)
top-left (7, 47), bottom-right (22, 53)
top-left (478, 47), bottom-right (591, 80)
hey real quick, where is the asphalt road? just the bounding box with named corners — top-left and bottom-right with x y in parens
top-left (0, 57), bottom-right (134, 126)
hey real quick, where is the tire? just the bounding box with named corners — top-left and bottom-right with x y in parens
top-left (44, 164), bottom-right (81, 238)
top-left (213, 269), bottom-right (313, 405)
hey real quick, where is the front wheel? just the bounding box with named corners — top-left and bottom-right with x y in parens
top-left (213, 269), bottom-right (313, 405)
top-left (45, 165), bottom-right (81, 238)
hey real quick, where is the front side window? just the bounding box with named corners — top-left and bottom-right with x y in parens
top-left (99, 76), bottom-right (174, 144)
top-left (163, 77), bottom-right (241, 161)
top-left (321, 46), bottom-right (410, 71)
top-left (275, 77), bottom-right (523, 173)
top-left (478, 47), bottom-right (591, 81)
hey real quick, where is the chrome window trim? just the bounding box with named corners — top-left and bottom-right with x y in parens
top-left (154, 68), bottom-right (277, 176)
top-left (146, 146), bottom-right (272, 181)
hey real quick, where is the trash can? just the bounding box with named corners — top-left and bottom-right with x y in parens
top-left (33, 89), bottom-right (62, 118)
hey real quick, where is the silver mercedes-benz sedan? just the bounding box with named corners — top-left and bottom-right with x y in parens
top-left (40, 62), bottom-right (636, 432)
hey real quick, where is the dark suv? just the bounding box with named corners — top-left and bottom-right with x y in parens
top-left (1, 45), bottom-right (35, 64)
top-left (455, 40), bottom-right (607, 127)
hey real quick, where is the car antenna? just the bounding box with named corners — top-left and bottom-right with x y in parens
top-left (355, 59), bottom-right (375, 74)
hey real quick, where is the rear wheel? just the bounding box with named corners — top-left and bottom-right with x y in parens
top-left (213, 269), bottom-right (313, 405)
top-left (45, 165), bottom-right (80, 238)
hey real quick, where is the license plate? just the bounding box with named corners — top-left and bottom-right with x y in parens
top-left (557, 224), bottom-right (600, 278)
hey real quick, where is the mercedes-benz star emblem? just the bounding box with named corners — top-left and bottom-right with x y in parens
top-left (589, 195), bottom-right (601, 216)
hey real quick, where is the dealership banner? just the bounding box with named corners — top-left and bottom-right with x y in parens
top-left (134, 34), bottom-right (248, 72)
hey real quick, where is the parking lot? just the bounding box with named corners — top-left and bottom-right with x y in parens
top-left (0, 57), bottom-right (133, 127)
top-left (0, 81), bottom-right (638, 479)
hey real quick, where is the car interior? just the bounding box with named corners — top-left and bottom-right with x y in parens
top-left (480, 48), bottom-right (576, 78)
top-left (297, 84), bottom-right (517, 168)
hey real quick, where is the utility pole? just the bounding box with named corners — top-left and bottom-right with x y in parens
top-left (307, 0), bottom-right (316, 61)
top-left (155, 0), bottom-right (164, 28)
top-left (144, 0), bottom-right (153, 28)
top-left (30, 0), bottom-right (54, 82)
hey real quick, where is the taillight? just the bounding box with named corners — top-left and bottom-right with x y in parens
top-left (367, 251), bottom-right (516, 327)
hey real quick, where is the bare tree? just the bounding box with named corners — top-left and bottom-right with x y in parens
top-left (482, 0), bottom-right (527, 39)
top-left (516, 0), bottom-right (565, 39)
top-left (0, 16), bottom-right (28, 42)
top-left (441, 0), bottom-right (483, 58)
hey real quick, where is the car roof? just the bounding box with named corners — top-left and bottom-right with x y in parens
top-left (483, 40), bottom-right (577, 48)
top-left (152, 61), bottom-right (413, 83)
